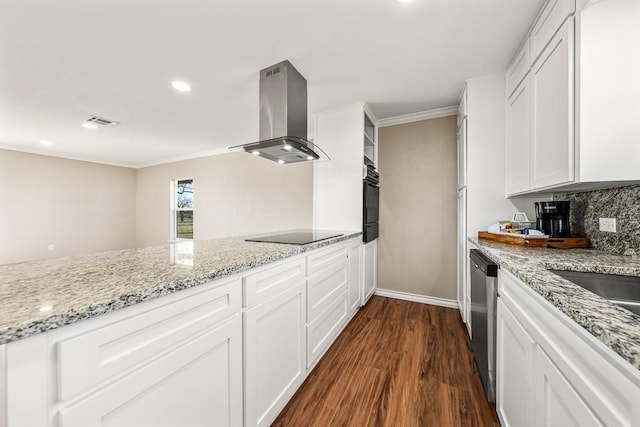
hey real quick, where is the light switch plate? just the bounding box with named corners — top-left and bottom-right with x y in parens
top-left (599, 218), bottom-right (617, 233)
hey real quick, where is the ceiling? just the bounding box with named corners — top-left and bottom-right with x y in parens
top-left (0, 0), bottom-right (545, 168)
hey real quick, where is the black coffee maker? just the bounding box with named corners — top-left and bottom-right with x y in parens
top-left (535, 201), bottom-right (570, 237)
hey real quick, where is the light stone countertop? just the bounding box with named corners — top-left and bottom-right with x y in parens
top-left (470, 237), bottom-right (640, 370)
top-left (0, 231), bottom-right (361, 345)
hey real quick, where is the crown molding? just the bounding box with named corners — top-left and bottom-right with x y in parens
top-left (376, 105), bottom-right (458, 128)
top-left (0, 144), bottom-right (134, 169)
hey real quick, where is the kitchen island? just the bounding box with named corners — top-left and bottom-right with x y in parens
top-left (470, 237), bottom-right (640, 426)
top-left (0, 231), bottom-right (363, 427)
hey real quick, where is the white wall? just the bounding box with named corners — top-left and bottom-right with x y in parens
top-left (135, 151), bottom-right (313, 247)
top-left (0, 149), bottom-right (137, 264)
top-left (313, 103), bottom-right (364, 231)
top-left (377, 116), bottom-right (458, 300)
top-left (466, 74), bottom-right (546, 235)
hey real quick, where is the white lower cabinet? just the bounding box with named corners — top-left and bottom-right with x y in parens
top-left (363, 240), bottom-right (377, 304)
top-left (244, 281), bottom-right (306, 427)
top-left (2, 238), bottom-right (363, 427)
top-left (497, 269), bottom-right (640, 427)
top-left (347, 239), bottom-right (363, 316)
top-left (534, 346), bottom-right (602, 427)
top-left (496, 298), bottom-right (534, 427)
top-left (59, 315), bottom-right (243, 427)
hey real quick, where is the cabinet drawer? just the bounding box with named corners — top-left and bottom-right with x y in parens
top-left (244, 258), bottom-right (305, 307)
top-left (306, 289), bottom-right (348, 369)
top-left (307, 259), bottom-right (348, 322)
top-left (530, 0), bottom-right (575, 62)
top-left (306, 243), bottom-right (348, 276)
top-left (506, 40), bottom-right (530, 98)
top-left (58, 279), bottom-right (241, 401)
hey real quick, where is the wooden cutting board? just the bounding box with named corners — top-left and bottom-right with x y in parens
top-left (478, 232), bottom-right (590, 248)
top-left (478, 231), bottom-right (548, 247)
top-left (545, 237), bottom-right (591, 249)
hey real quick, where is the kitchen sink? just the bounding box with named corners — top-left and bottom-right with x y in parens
top-left (548, 270), bottom-right (640, 316)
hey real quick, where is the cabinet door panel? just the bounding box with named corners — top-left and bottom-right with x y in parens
top-left (363, 241), bottom-right (377, 303)
top-left (457, 189), bottom-right (467, 324)
top-left (244, 282), bottom-right (306, 427)
top-left (496, 299), bottom-right (535, 427)
top-left (530, 18), bottom-right (574, 190)
top-left (347, 242), bottom-right (362, 315)
top-left (59, 316), bottom-right (242, 427)
top-left (507, 41), bottom-right (530, 97)
top-left (530, 0), bottom-right (575, 61)
top-left (457, 118), bottom-right (467, 189)
top-left (535, 347), bottom-right (603, 427)
top-left (506, 76), bottom-right (531, 195)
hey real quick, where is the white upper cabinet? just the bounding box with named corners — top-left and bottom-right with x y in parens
top-left (457, 115), bottom-right (467, 190)
top-left (529, 0), bottom-right (576, 61)
top-left (577, 0), bottom-right (640, 182)
top-left (506, 76), bottom-right (531, 195)
top-left (506, 0), bottom-right (640, 195)
top-left (530, 18), bottom-right (575, 190)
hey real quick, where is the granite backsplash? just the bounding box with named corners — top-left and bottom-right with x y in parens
top-left (553, 185), bottom-right (640, 255)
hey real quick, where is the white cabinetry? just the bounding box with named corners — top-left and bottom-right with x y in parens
top-left (457, 93), bottom-right (467, 190)
top-left (306, 243), bottom-right (350, 369)
top-left (313, 103), bottom-right (377, 309)
top-left (497, 268), bottom-right (640, 427)
top-left (347, 239), bottom-right (363, 316)
top-left (496, 298), bottom-right (535, 427)
top-left (534, 347), bottom-right (602, 427)
top-left (506, 76), bottom-right (531, 195)
top-left (243, 260), bottom-right (306, 427)
top-left (59, 316), bottom-right (242, 427)
top-left (363, 240), bottom-right (377, 304)
top-left (506, 0), bottom-right (640, 194)
top-left (314, 103), bottom-right (375, 231)
top-left (530, 18), bottom-right (574, 190)
top-left (506, 0), bottom-right (575, 196)
top-left (2, 238), bottom-right (362, 427)
top-left (456, 188), bottom-right (467, 324)
top-left (4, 278), bottom-right (244, 427)
top-left (457, 75), bottom-right (534, 333)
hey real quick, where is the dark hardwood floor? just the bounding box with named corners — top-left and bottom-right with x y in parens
top-left (272, 295), bottom-right (500, 427)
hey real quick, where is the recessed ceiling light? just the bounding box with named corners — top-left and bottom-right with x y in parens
top-left (39, 140), bottom-right (52, 145)
top-left (252, 150), bottom-right (260, 155)
top-left (82, 122), bottom-right (98, 130)
top-left (171, 80), bottom-right (192, 92)
top-left (277, 160), bottom-right (285, 164)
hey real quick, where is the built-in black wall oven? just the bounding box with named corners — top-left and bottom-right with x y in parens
top-left (363, 166), bottom-right (379, 243)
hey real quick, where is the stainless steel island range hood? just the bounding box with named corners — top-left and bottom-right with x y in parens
top-left (230, 60), bottom-right (328, 164)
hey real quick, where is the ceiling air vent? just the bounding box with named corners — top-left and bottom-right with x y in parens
top-left (86, 116), bottom-right (120, 127)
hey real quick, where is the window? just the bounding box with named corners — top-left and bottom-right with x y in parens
top-left (174, 179), bottom-right (193, 239)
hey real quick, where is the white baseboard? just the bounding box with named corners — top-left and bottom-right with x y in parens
top-left (374, 288), bottom-right (459, 309)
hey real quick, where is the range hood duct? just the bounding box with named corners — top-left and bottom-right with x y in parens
top-left (230, 60), bottom-right (328, 164)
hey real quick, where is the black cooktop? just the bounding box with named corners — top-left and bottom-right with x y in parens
top-left (246, 231), bottom-right (343, 245)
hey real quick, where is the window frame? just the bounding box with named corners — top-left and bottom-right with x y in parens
top-left (171, 178), bottom-right (194, 241)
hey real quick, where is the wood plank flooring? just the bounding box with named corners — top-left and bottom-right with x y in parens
top-left (272, 296), bottom-right (500, 427)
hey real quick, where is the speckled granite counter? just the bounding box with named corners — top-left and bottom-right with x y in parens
top-left (0, 231), bottom-right (360, 345)
top-left (470, 237), bottom-right (640, 370)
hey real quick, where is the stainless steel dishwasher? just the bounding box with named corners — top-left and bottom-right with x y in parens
top-left (469, 249), bottom-right (499, 403)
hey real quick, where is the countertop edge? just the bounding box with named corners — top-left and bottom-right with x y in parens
top-left (0, 232), bottom-right (361, 346)
top-left (468, 237), bottom-right (640, 372)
